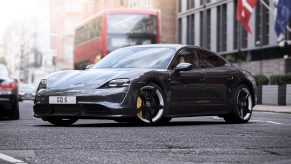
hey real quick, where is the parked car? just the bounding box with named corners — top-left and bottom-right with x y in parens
top-left (19, 83), bottom-right (36, 101)
top-left (33, 44), bottom-right (256, 126)
top-left (0, 64), bottom-right (19, 120)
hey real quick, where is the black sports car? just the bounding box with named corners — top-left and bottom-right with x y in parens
top-left (34, 44), bottom-right (256, 125)
top-left (0, 64), bottom-right (19, 120)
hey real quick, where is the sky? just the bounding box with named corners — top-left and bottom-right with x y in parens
top-left (0, 0), bottom-right (49, 44)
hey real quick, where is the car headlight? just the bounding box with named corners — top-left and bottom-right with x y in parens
top-left (37, 79), bottom-right (47, 91)
top-left (109, 79), bottom-right (130, 87)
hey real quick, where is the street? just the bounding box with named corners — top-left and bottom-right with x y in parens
top-left (0, 102), bottom-right (291, 164)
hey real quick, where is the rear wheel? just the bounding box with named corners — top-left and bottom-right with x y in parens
top-left (47, 118), bottom-right (78, 126)
top-left (223, 84), bottom-right (253, 123)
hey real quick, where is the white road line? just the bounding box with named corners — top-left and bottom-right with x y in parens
top-left (265, 121), bottom-right (283, 125)
top-left (0, 153), bottom-right (27, 164)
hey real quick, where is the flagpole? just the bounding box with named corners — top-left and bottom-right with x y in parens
top-left (259, 0), bottom-right (291, 32)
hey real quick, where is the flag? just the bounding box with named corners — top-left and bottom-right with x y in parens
top-left (236, 0), bottom-right (257, 33)
top-left (274, 0), bottom-right (291, 38)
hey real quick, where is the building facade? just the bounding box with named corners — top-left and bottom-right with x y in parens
top-left (80, 0), bottom-right (177, 43)
top-left (50, 0), bottom-right (83, 70)
top-left (177, 0), bottom-right (291, 76)
top-left (3, 19), bottom-right (52, 85)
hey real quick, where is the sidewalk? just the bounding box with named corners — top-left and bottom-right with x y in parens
top-left (254, 105), bottom-right (291, 114)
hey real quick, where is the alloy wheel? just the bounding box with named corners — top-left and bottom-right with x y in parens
top-left (136, 85), bottom-right (165, 124)
top-left (237, 87), bottom-right (252, 121)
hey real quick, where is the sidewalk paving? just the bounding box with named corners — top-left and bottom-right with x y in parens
top-left (254, 105), bottom-right (291, 114)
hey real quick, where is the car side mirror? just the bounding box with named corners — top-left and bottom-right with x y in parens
top-left (85, 64), bottom-right (94, 70)
top-left (174, 63), bottom-right (192, 72)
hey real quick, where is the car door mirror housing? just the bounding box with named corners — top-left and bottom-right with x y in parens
top-left (174, 63), bottom-right (193, 72)
top-left (85, 64), bottom-right (94, 70)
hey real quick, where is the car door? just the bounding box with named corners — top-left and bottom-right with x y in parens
top-left (197, 49), bottom-right (235, 112)
top-left (169, 48), bottom-right (206, 116)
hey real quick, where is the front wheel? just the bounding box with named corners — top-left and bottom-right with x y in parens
top-left (223, 84), bottom-right (253, 123)
top-left (136, 83), bottom-right (167, 124)
top-left (47, 118), bottom-right (78, 126)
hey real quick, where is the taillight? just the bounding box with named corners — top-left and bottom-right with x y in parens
top-left (0, 82), bottom-right (16, 91)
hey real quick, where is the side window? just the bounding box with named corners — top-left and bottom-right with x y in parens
top-left (198, 49), bottom-right (226, 68)
top-left (171, 49), bottom-right (199, 69)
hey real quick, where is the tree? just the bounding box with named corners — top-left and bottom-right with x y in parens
top-left (0, 57), bottom-right (6, 65)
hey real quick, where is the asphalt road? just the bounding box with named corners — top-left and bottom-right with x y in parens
top-left (0, 102), bottom-right (291, 164)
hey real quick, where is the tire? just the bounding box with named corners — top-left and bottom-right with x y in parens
top-left (136, 83), bottom-right (167, 124)
top-left (223, 84), bottom-right (253, 123)
top-left (47, 118), bottom-right (78, 126)
top-left (8, 101), bottom-right (19, 120)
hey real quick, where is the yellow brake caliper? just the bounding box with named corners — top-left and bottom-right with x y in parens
top-left (137, 96), bottom-right (142, 116)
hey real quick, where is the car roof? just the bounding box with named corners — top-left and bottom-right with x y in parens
top-left (124, 44), bottom-right (185, 50)
top-left (122, 44), bottom-right (208, 51)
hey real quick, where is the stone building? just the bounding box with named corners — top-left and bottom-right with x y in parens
top-left (50, 0), bottom-right (83, 70)
top-left (177, 0), bottom-right (291, 76)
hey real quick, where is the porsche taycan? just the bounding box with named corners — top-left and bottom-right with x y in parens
top-left (33, 44), bottom-right (256, 125)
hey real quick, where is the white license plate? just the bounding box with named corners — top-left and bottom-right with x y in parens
top-left (49, 96), bottom-right (76, 104)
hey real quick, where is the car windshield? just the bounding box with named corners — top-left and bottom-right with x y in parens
top-left (93, 47), bottom-right (175, 69)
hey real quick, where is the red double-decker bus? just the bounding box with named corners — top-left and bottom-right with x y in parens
top-left (73, 8), bottom-right (161, 69)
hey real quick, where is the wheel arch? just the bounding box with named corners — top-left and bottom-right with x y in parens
top-left (144, 78), bottom-right (170, 116)
top-left (145, 78), bottom-right (168, 95)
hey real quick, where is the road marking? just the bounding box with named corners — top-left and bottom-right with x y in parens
top-left (0, 153), bottom-right (27, 164)
top-left (265, 121), bottom-right (283, 125)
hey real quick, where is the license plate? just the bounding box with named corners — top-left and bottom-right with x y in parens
top-left (49, 96), bottom-right (76, 104)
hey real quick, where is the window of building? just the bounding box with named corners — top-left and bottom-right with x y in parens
top-left (217, 4), bottom-right (227, 52)
top-left (206, 9), bottom-right (211, 50)
top-left (187, 0), bottom-right (195, 10)
top-left (255, 0), bottom-right (269, 46)
top-left (178, 18), bottom-right (182, 44)
top-left (187, 14), bottom-right (195, 45)
top-left (178, 0), bottom-right (182, 13)
top-left (200, 9), bottom-right (211, 49)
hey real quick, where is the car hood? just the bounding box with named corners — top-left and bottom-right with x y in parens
top-left (44, 68), bottom-right (155, 89)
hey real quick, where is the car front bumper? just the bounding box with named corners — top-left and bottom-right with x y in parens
top-left (33, 86), bottom-right (140, 119)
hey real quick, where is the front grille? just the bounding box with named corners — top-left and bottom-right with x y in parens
top-left (34, 104), bottom-right (111, 115)
top-left (53, 105), bottom-right (79, 113)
